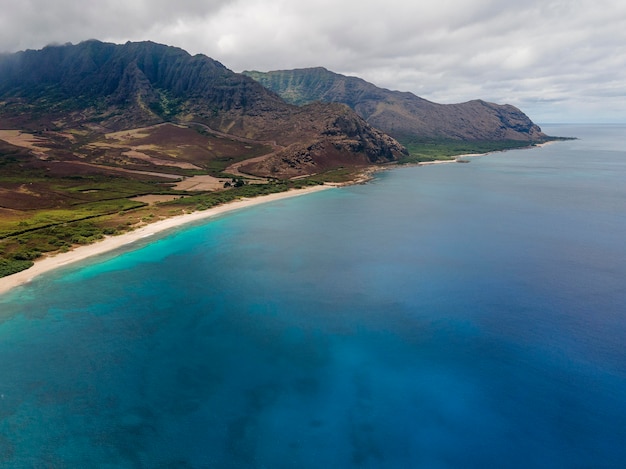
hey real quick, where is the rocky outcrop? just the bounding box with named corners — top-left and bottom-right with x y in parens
top-left (241, 103), bottom-right (407, 178)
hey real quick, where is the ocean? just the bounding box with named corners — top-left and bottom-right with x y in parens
top-left (1, 124), bottom-right (625, 468)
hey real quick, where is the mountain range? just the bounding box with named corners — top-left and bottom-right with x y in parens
top-left (0, 40), bottom-right (551, 178)
top-left (243, 67), bottom-right (546, 143)
top-left (0, 40), bottom-right (405, 178)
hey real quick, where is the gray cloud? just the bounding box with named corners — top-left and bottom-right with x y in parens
top-left (1, 0), bottom-right (625, 122)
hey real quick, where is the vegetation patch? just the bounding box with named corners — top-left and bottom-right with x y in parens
top-left (163, 179), bottom-right (322, 211)
top-left (397, 137), bottom-right (546, 163)
top-left (0, 258), bottom-right (34, 277)
top-left (303, 167), bottom-right (365, 183)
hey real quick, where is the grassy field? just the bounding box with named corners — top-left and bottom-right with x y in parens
top-left (0, 124), bottom-right (278, 278)
top-left (0, 168), bottom-right (176, 276)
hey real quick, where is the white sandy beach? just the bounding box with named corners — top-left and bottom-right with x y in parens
top-left (0, 184), bottom-right (332, 296)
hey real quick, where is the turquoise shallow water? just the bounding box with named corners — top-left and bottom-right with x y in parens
top-left (1, 124), bottom-right (625, 468)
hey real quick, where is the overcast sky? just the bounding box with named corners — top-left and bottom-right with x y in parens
top-left (2, 0), bottom-right (625, 123)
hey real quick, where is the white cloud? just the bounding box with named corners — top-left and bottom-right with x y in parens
top-left (1, 0), bottom-right (625, 122)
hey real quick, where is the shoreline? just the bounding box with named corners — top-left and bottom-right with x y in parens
top-left (347, 157), bottom-right (464, 185)
top-left (0, 184), bottom-right (332, 296)
top-left (0, 141), bottom-right (554, 297)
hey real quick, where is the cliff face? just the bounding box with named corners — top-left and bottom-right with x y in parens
top-left (243, 67), bottom-right (548, 142)
top-left (0, 41), bottom-right (406, 176)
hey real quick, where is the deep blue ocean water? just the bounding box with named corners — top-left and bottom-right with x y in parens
top-left (1, 124), bottom-right (625, 468)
